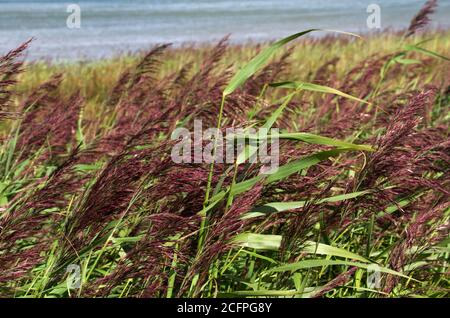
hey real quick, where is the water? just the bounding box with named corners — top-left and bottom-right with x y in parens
top-left (1, 0), bottom-right (449, 60)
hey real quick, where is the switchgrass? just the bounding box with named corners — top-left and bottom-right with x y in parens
top-left (0, 28), bottom-right (449, 298)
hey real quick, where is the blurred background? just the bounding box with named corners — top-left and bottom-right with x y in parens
top-left (1, 0), bottom-right (449, 60)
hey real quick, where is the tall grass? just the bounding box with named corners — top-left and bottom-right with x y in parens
top-left (0, 24), bottom-right (449, 298)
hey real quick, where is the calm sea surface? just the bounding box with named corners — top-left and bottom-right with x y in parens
top-left (1, 0), bottom-right (449, 60)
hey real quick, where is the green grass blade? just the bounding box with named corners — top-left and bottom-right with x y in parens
top-left (223, 29), bottom-right (360, 96)
top-left (275, 132), bottom-right (373, 151)
top-left (405, 44), bottom-right (450, 61)
top-left (234, 131), bottom-right (373, 151)
top-left (223, 29), bottom-right (319, 96)
top-left (270, 81), bottom-right (370, 104)
top-left (269, 259), bottom-right (418, 281)
top-left (265, 148), bottom-right (347, 184)
top-left (236, 92), bottom-right (297, 165)
top-left (232, 233), bottom-right (282, 251)
top-left (244, 190), bottom-right (371, 219)
top-left (200, 148), bottom-right (353, 217)
top-left (218, 289), bottom-right (316, 297)
top-left (302, 241), bottom-right (370, 263)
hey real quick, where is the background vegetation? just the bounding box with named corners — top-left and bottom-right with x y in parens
top-left (0, 5), bottom-right (449, 298)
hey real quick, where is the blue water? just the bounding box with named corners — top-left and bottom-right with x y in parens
top-left (1, 0), bottom-right (449, 60)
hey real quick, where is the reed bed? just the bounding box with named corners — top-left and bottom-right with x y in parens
top-left (0, 10), bottom-right (449, 298)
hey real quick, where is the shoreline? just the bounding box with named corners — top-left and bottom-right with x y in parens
top-left (13, 27), bottom-right (450, 64)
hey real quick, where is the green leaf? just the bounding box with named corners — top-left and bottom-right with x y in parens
top-left (199, 148), bottom-right (354, 217)
top-left (233, 132), bottom-right (373, 152)
top-left (301, 241), bottom-right (370, 263)
top-left (405, 44), bottom-right (450, 61)
top-left (232, 233), bottom-right (282, 251)
top-left (270, 81), bottom-right (370, 104)
top-left (269, 259), bottom-right (418, 281)
top-left (0, 182), bottom-right (8, 206)
top-left (223, 29), bottom-right (319, 96)
top-left (265, 148), bottom-right (347, 184)
top-left (236, 92), bottom-right (297, 165)
top-left (393, 57), bottom-right (421, 65)
top-left (218, 289), bottom-right (318, 297)
top-left (239, 249), bottom-right (278, 264)
top-left (276, 132), bottom-right (373, 151)
top-left (244, 190), bottom-right (371, 219)
top-left (223, 29), bottom-right (360, 96)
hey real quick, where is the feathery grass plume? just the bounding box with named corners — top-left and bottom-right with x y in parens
top-left (0, 243), bottom-right (48, 285)
top-left (171, 62), bottom-right (193, 90)
top-left (75, 140), bottom-right (209, 296)
top-left (16, 92), bottom-right (83, 162)
top-left (108, 44), bottom-right (171, 109)
top-left (341, 53), bottom-right (394, 100)
top-left (307, 54), bottom-right (392, 138)
top-left (331, 88), bottom-right (443, 230)
top-left (15, 74), bottom-right (63, 153)
top-left (84, 212), bottom-right (199, 297)
top-left (406, 0), bottom-right (438, 38)
top-left (312, 267), bottom-right (358, 298)
top-left (279, 179), bottom-right (339, 257)
top-left (0, 147), bottom-right (95, 284)
top-left (105, 70), bottom-right (131, 108)
top-left (384, 201), bottom-right (450, 294)
top-left (165, 36), bottom-right (231, 130)
top-left (339, 90), bottom-right (442, 222)
top-left (69, 152), bottom-right (145, 232)
top-left (262, 142), bottom-right (342, 200)
top-left (98, 88), bottom-right (166, 155)
top-left (144, 165), bottom-right (219, 216)
top-left (243, 48), bottom-right (292, 96)
top-left (313, 57), bottom-right (340, 86)
top-left (35, 142), bottom-right (174, 293)
top-left (180, 184), bottom-right (264, 297)
top-left (356, 88), bottom-right (437, 190)
top-left (0, 39), bottom-right (32, 120)
top-left (64, 133), bottom-right (174, 248)
top-left (92, 46), bottom-right (174, 156)
top-left (194, 93), bottom-right (258, 127)
top-left (0, 92), bottom-right (84, 271)
top-left (19, 73), bottom-right (63, 117)
top-left (130, 43), bottom-right (172, 87)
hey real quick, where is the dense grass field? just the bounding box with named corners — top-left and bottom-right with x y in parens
top-left (0, 24), bottom-right (449, 297)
